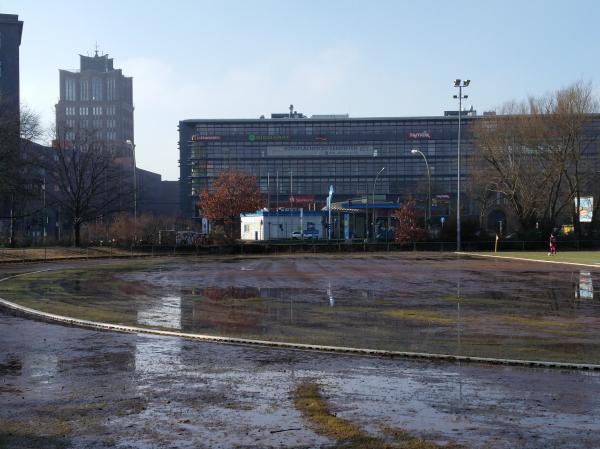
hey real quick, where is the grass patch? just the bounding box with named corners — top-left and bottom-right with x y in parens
top-left (13, 298), bottom-right (132, 324)
top-left (0, 419), bottom-right (71, 449)
top-left (0, 246), bottom-right (147, 262)
top-left (499, 314), bottom-right (571, 330)
top-left (474, 251), bottom-right (600, 266)
top-left (383, 309), bottom-right (455, 325)
top-left (293, 381), bottom-right (460, 449)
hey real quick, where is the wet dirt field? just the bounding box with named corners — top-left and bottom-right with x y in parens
top-left (2, 310), bottom-right (600, 449)
top-left (2, 254), bottom-right (600, 364)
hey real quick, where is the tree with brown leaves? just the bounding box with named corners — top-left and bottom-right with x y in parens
top-left (198, 171), bottom-right (264, 241)
top-left (393, 198), bottom-right (427, 243)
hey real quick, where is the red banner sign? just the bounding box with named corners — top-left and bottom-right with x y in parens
top-left (290, 195), bottom-right (316, 204)
top-left (407, 131), bottom-right (431, 140)
top-left (192, 135), bottom-right (221, 141)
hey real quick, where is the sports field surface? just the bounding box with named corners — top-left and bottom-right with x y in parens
top-left (2, 253), bottom-right (599, 365)
top-left (467, 250), bottom-right (600, 266)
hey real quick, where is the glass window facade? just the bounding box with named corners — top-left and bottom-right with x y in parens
top-left (179, 115), bottom-right (477, 217)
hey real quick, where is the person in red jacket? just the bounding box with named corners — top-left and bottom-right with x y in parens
top-left (549, 233), bottom-right (557, 256)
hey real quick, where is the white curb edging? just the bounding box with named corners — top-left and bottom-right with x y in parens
top-left (457, 252), bottom-right (600, 269)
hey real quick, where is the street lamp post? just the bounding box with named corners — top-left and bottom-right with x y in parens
top-left (126, 139), bottom-right (137, 243)
top-left (372, 167), bottom-right (385, 241)
top-left (453, 79), bottom-right (470, 251)
top-left (411, 149), bottom-right (431, 229)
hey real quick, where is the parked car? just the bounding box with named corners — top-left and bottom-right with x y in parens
top-left (375, 229), bottom-right (395, 242)
top-left (303, 229), bottom-right (319, 239)
top-left (291, 231), bottom-right (302, 239)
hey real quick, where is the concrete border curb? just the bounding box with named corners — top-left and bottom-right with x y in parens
top-left (1, 270), bottom-right (599, 371)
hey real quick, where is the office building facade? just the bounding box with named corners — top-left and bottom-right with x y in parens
top-left (179, 113), bottom-right (477, 220)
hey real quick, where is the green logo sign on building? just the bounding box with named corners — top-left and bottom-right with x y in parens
top-left (247, 134), bottom-right (289, 142)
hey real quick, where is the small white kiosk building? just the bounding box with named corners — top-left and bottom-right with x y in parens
top-left (240, 210), bottom-right (324, 240)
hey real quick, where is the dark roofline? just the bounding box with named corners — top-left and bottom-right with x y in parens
top-left (180, 112), bottom-right (600, 125)
top-left (180, 115), bottom-right (481, 124)
top-left (79, 53), bottom-right (111, 58)
top-left (0, 14), bottom-right (23, 45)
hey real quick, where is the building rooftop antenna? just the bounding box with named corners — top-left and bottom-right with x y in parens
top-left (94, 41), bottom-right (99, 57)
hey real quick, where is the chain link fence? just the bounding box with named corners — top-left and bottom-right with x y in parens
top-left (2, 239), bottom-right (600, 263)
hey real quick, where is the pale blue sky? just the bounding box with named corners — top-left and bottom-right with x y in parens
top-left (5, 0), bottom-right (600, 180)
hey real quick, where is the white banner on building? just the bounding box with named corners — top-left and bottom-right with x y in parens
top-left (267, 145), bottom-right (375, 157)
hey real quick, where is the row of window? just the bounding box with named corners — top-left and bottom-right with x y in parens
top-left (191, 175), bottom-right (458, 196)
top-left (191, 145), bottom-right (467, 159)
top-left (64, 106), bottom-right (117, 116)
top-left (64, 118), bottom-right (119, 129)
top-left (64, 77), bottom-right (122, 102)
top-left (64, 130), bottom-right (118, 141)
top-left (190, 130), bottom-right (467, 141)
top-left (191, 121), bottom-right (465, 133)
top-left (190, 144), bottom-right (467, 159)
top-left (194, 163), bottom-right (464, 179)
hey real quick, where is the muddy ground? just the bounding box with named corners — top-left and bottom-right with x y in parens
top-left (1, 255), bottom-right (600, 448)
top-left (1, 310), bottom-right (600, 449)
top-left (2, 254), bottom-right (600, 363)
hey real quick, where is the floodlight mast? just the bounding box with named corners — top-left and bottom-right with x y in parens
top-left (453, 79), bottom-right (470, 251)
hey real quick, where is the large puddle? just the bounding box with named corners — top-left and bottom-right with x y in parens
top-left (2, 254), bottom-right (600, 364)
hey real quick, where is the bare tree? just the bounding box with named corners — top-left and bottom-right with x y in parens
top-left (474, 110), bottom-right (548, 232)
top-left (465, 159), bottom-right (498, 231)
top-left (47, 126), bottom-right (132, 246)
top-left (473, 81), bottom-right (599, 236)
top-left (536, 81), bottom-right (599, 239)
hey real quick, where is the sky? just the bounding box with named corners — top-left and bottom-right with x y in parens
top-left (5, 0), bottom-right (600, 180)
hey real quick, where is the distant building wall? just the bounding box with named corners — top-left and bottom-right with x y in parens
top-left (0, 14), bottom-right (23, 120)
top-left (136, 170), bottom-right (179, 217)
top-left (157, 180), bottom-right (180, 216)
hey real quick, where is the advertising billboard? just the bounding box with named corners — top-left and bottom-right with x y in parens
top-left (576, 197), bottom-right (593, 223)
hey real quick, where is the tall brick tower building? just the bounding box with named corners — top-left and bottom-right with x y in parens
top-left (55, 51), bottom-right (133, 152)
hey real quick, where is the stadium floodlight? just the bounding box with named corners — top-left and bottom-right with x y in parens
top-left (452, 78), bottom-right (471, 251)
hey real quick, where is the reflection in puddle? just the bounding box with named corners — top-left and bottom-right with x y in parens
top-left (577, 271), bottom-right (594, 300)
top-left (186, 285), bottom-right (333, 303)
top-left (137, 295), bottom-right (182, 329)
top-left (26, 353), bottom-right (58, 383)
top-left (9, 257), bottom-right (600, 363)
top-left (134, 336), bottom-right (181, 375)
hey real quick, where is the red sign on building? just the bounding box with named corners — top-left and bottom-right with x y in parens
top-left (191, 135), bottom-right (222, 141)
top-left (290, 195), bottom-right (316, 204)
top-left (407, 131), bottom-right (432, 140)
